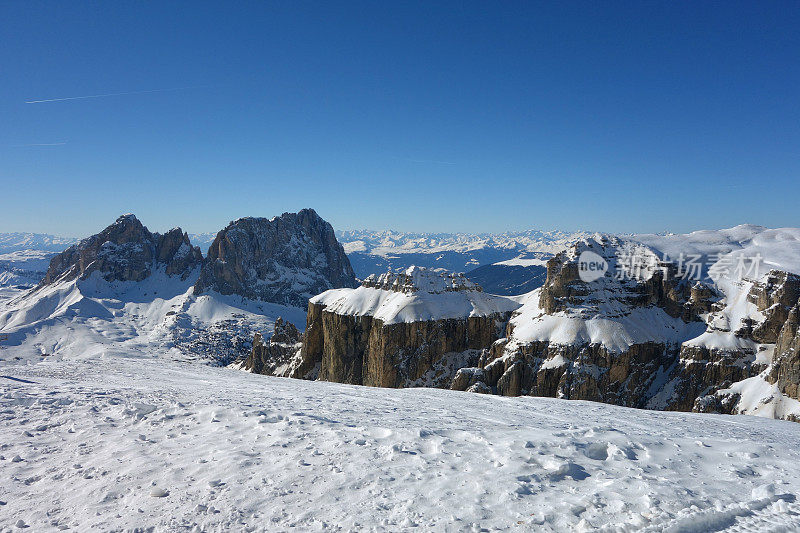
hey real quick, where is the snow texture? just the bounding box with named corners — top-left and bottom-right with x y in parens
top-left (311, 266), bottom-right (520, 324)
top-left (0, 356), bottom-right (799, 531)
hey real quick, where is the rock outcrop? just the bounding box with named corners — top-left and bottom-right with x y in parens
top-left (748, 271), bottom-right (800, 343)
top-left (243, 317), bottom-right (311, 378)
top-left (772, 305), bottom-right (800, 398)
top-left (194, 209), bottom-right (357, 308)
top-left (686, 270), bottom-right (800, 414)
top-left (300, 266), bottom-right (519, 388)
top-left (41, 214), bottom-right (202, 285)
top-left (236, 231), bottom-right (800, 421)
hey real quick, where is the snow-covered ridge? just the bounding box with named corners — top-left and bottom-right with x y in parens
top-left (632, 225), bottom-right (800, 278)
top-left (311, 266), bottom-right (520, 324)
top-left (501, 229), bottom-right (798, 353)
top-left (507, 290), bottom-right (706, 354)
top-left (0, 250), bottom-right (54, 289)
top-left (0, 211), bottom-right (352, 364)
top-left (362, 265), bottom-right (481, 294)
top-left (505, 235), bottom-right (708, 352)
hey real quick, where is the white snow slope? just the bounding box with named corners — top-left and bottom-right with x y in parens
top-left (311, 266), bottom-right (520, 324)
top-left (0, 270), bottom-right (306, 366)
top-left (1, 356), bottom-right (799, 532)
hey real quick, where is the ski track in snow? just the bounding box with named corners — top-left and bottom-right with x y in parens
top-left (1, 357), bottom-right (799, 532)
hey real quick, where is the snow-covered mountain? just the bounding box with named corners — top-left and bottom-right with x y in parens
top-left (0, 250), bottom-right (54, 294)
top-left (336, 229), bottom-right (589, 278)
top-left (0, 210), bottom-right (355, 365)
top-left (188, 232), bottom-right (217, 253)
top-left (5, 220), bottom-right (800, 420)
top-left (4, 221), bottom-right (800, 531)
top-left (0, 234), bottom-right (77, 301)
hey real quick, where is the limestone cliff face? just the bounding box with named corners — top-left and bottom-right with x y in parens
top-left (671, 344), bottom-right (768, 411)
top-left (748, 271), bottom-right (800, 343)
top-left (237, 233), bottom-right (800, 421)
top-left (457, 340), bottom-right (676, 408)
top-left (309, 307), bottom-right (506, 388)
top-left (41, 214), bottom-right (202, 285)
top-left (304, 267), bottom-right (516, 388)
top-left (772, 306), bottom-right (800, 399)
top-left (194, 209), bottom-right (357, 308)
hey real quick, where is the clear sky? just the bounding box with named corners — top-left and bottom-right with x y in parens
top-left (1, 1), bottom-right (798, 237)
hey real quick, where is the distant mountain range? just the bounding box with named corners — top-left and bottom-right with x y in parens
top-left (0, 228), bottom-right (584, 295)
top-left (334, 229), bottom-right (589, 280)
top-left (0, 232), bottom-right (78, 254)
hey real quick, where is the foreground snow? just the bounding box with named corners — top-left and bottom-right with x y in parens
top-left (1, 357), bottom-right (799, 531)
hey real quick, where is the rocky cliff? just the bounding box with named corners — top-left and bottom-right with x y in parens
top-left (40, 214), bottom-right (202, 285)
top-left (194, 209), bottom-right (357, 308)
top-left (692, 271), bottom-right (800, 417)
top-left (294, 266), bottom-right (519, 388)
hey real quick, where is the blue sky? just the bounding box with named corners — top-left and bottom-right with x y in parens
top-left (1, 1), bottom-right (798, 237)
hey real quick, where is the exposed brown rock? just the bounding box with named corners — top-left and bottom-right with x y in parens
top-left (748, 271), bottom-right (800, 343)
top-left (668, 344), bottom-right (766, 411)
top-left (308, 299), bottom-right (510, 388)
top-left (771, 306), bottom-right (800, 398)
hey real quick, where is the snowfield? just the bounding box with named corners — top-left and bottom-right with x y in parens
top-left (312, 267), bottom-right (521, 325)
top-left (2, 356), bottom-right (800, 532)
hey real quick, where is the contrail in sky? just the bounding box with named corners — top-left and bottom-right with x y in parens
top-left (25, 85), bottom-right (206, 104)
top-left (10, 141), bottom-right (68, 147)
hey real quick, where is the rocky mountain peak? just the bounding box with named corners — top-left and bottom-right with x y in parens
top-left (41, 214), bottom-right (202, 285)
top-left (194, 209), bottom-right (357, 307)
top-left (538, 235), bottom-right (705, 320)
top-left (362, 265), bottom-right (482, 294)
